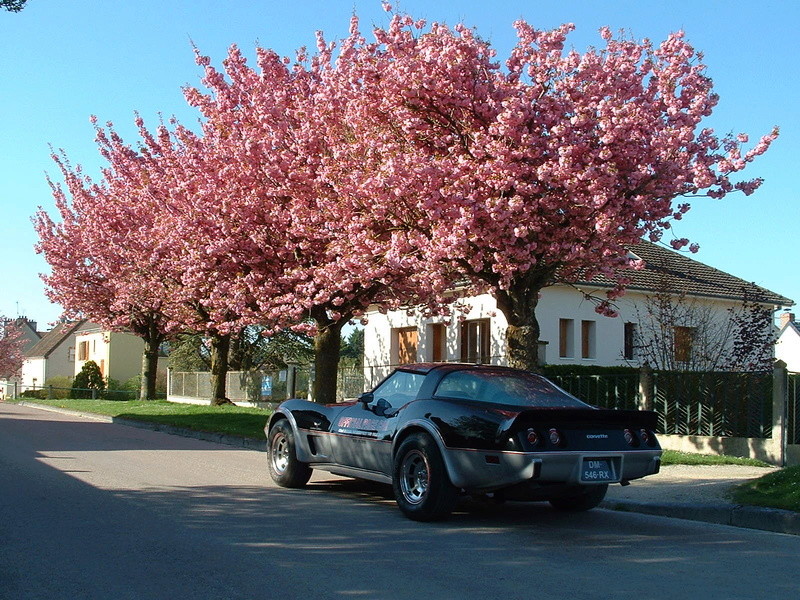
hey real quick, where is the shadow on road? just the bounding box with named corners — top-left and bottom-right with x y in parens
top-left (3, 403), bottom-right (800, 599)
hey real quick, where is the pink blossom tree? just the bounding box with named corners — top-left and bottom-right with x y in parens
top-left (184, 34), bottom-right (448, 403)
top-left (0, 317), bottom-right (24, 379)
top-left (335, 12), bottom-right (778, 370)
top-left (34, 136), bottom-right (173, 401)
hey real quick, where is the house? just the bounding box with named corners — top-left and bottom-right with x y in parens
top-left (20, 320), bottom-right (96, 393)
top-left (363, 241), bottom-right (793, 386)
top-left (0, 317), bottom-right (42, 399)
top-left (73, 326), bottom-right (144, 384)
top-left (775, 312), bottom-right (800, 372)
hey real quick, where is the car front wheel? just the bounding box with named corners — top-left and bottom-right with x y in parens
top-left (267, 419), bottom-right (312, 488)
top-left (549, 484), bottom-right (608, 512)
top-left (392, 432), bottom-right (457, 521)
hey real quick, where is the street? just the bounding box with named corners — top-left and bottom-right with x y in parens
top-left (1, 402), bottom-right (798, 600)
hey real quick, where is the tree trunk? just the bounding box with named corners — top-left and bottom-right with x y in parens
top-left (209, 332), bottom-right (233, 405)
top-left (228, 328), bottom-right (245, 371)
top-left (311, 307), bottom-right (346, 404)
top-left (139, 325), bottom-right (163, 401)
top-left (494, 281), bottom-right (546, 372)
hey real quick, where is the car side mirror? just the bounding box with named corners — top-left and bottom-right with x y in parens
top-left (373, 397), bottom-right (391, 417)
top-left (357, 392), bottom-right (373, 409)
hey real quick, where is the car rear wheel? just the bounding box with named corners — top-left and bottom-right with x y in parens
top-left (392, 432), bottom-right (457, 521)
top-left (549, 484), bottom-right (608, 512)
top-left (268, 419), bottom-right (312, 488)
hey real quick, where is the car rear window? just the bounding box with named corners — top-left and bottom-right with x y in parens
top-left (433, 370), bottom-right (591, 408)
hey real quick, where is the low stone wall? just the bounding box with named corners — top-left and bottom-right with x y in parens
top-left (659, 434), bottom-right (798, 467)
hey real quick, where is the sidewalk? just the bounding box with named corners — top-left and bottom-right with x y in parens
top-left (15, 401), bottom-right (800, 535)
top-left (602, 463), bottom-right (800, 536)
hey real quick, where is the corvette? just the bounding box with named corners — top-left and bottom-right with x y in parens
top-left (265, 363), bottom-right (662, 521)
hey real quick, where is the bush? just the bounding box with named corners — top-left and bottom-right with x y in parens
top-left (542, 364), bottom-right (639, 377)
top-left (21, 389), bottom-right (47, 399)
top-left (71, 360), bottom-right (106, 399)
top-left (44, 376), bottom-right (73, 399)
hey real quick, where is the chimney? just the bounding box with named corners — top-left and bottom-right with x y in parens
top-left (780, 312), bottom-right (795, 328)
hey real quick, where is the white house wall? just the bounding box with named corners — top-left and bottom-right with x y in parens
top-left (776, 327), bottom-right (800, 372)
top-left (364, 285), bottom-right (760, 386)
top-left (20, 358), bottom-right (47, 390)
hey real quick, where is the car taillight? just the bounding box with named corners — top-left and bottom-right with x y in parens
top-left (640, 429), bottom-right (655, 447)
top-left (526, 428), bottom-right (540, 446)
top-left (549, 428), bottom-right (563, 446)
top-left (623, 428), bottom-right (637, 446)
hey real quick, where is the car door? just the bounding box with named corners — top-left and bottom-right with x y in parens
top-left (332, 370), bottom-right (425, 474)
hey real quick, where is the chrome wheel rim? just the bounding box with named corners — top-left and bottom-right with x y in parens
top-left (400, 450), bottom-right (429, 505)
top-left (271, 433), bottom-right (290, 474)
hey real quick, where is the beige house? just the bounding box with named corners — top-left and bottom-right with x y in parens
top-left (20, 320), bottom-right (95, 393)
top-left (74, 327), bottom-right (144, 384)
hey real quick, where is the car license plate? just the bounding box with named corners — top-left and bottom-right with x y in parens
top-left (581, 458), bottom-right (615, 482)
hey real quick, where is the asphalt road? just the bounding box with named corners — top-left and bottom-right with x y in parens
top-left (2, 402), bottom-right (799, 600)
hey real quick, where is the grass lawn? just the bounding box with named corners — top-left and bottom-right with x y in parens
top-left (660, 450), bottom-right (771, 468)
top-left (15, 398), bottom-right (271, 440)
top-left (731, 465), bottom-right (800, 513)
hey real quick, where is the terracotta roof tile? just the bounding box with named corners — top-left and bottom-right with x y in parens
top-left (25, 320), bottom-right (87, 359)
top-left (575, 241), bottom-right (793, 306)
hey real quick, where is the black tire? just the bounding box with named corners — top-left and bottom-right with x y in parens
top-left (549, 484), bottom-right (608, 512)
top-left (392, 432), bottom-right (457, 521)
top-left (267, 419), bottom-right (312, 488)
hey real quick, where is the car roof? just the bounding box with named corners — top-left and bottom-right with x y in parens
top-left (397, 362), bottom-right (524, 376)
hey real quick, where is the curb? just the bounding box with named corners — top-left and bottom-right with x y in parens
top-left (16, 401), bottom-right (799, 536)
top-left (601, 499), bottom-right (800, 537)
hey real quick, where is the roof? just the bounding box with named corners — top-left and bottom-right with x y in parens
top-left (25, 320), bottom-right (87, 359)
top-left (576, 241), bottom-right (793, 306)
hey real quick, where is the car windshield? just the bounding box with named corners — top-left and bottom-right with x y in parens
top-left (433, 369), bottom-right (591, 408)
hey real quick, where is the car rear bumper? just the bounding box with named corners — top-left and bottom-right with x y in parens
top-left (442, 447), bottom-right (661, 492)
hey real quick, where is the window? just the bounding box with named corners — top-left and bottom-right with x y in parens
top-left (623, 323), bottom-right (637, 360)
top-left (77, 340), bottom-right (89, 361)
top-left (372, 370), bottom-right (425, 406)
top-left (429, 323), bottom-right (446, 362)
top-left (581, 320), bottom-right (596, 359)
top-left (460, 319), bottom-right (490, 364)
top-left (394, 327), bottom-right (418, 365)
top-left (559, 319), bottom-right (574, 358)
top-left (674, 326), bottom-right (695, 363)
top-left (433, 369), bottom-right (590, 408)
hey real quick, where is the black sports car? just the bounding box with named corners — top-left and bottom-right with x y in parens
top-left (265, 363), bottom-right (662, 521)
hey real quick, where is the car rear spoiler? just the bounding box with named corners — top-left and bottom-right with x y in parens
top-left (512, 407), bottom-right (659, 430)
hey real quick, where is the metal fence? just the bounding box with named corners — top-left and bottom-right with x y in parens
top-left (169, 369), bottom-right (311, 403)
top-left (18, 385), bottom-right (137, 401)
top-left (549, 374), bottom-right (639, 411)
top-left (168, 366), bottom-right (365, 403)
top-left (507, 369), bottom-right (775, 439)
top-left (652, 371), bottom-right (773, 438)
top-left (788, 373), bottom-right (800, 445)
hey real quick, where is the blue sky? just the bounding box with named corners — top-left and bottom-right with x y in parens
top-left (1, 0), bottom-right (797, 328)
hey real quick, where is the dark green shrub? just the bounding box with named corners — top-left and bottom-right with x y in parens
top-left (71, 360), bottom-right (106, 399)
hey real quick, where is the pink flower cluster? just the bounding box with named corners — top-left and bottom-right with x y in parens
top-left (35, 9), bottom-right (776, 362)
